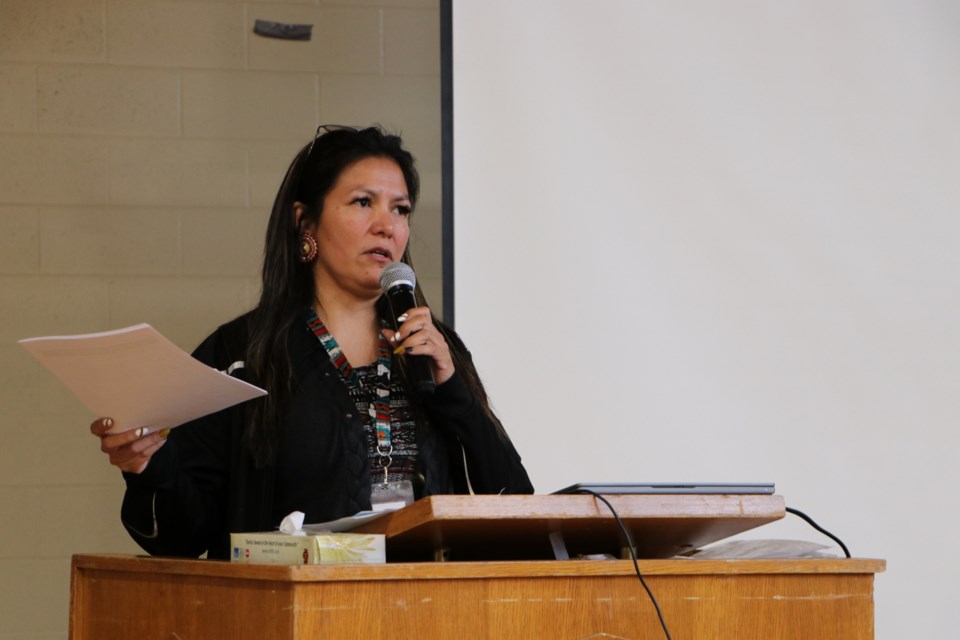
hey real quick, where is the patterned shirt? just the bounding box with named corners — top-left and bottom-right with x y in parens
top-left (350, 363), bottom-right (418, 485)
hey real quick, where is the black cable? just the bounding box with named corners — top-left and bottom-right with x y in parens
top-left (575, 489), bottom-right (672, 640)
top-left (786, 506), bottom-right (852, 558)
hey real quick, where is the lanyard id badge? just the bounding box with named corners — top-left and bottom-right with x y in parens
top-left (308, 310), bottom-right (410, 508)
top-left (308, 309), bottom-right (392, 450)
top-left (371, 479), bottom-right (415, 511)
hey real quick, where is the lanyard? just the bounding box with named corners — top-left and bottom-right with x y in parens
top-left (306, 310), bottom-right (393, 477)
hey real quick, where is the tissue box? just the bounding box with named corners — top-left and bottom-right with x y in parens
top-left (230, 531), bottom-right (386, 565)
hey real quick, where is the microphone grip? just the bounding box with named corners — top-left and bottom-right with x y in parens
top-left (406, 350), bottom-right (437, 394)
top-left (384, 285), bottom-right (436, 394)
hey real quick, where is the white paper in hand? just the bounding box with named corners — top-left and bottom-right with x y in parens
top-left (19, 323), bottom-right (267, 434)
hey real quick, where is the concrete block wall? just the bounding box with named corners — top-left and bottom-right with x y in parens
top-left (0, 1), bottom-right (440, 637)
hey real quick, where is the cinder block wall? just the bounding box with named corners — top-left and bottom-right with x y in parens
top-left (0, 1), bottom-right (440, 637)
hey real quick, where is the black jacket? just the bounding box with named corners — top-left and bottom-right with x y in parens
top-left (120, 312), bottom-right (533, 559)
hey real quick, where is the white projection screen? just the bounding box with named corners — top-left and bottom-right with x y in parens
top-left (449, 1), bottom-right (958, 637)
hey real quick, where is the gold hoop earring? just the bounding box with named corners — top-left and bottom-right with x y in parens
top-left (299, 233), bottom-right (318, 263)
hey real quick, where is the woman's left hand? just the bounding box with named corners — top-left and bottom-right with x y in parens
top-left (383, 307), bottom-right (455, 385)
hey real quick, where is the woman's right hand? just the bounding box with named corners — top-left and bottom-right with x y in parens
top-left (90, 418), bottom-right (168, 474)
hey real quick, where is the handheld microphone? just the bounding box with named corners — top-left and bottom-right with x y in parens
top-left (379, 262), bottom-right (436, 394)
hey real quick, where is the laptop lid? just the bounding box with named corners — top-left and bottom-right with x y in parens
top-left (552, 482), bottom-right (775, 495)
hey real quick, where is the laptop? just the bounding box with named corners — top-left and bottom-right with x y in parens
top-left (552, 482), bottom-right (775, 495)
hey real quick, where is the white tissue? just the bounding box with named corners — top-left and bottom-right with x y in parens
top-left (279, 511), bottom-right (306, 535)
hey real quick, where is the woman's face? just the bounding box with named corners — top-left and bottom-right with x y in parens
top-left (306, 156), bottom-right (412, 302)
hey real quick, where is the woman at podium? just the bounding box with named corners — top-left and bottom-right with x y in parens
top-left (89, 125), bottom-right (533, 559)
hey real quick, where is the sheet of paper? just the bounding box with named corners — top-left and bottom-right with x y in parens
top-left (19, 323), bottom-right (267, 434)
top-left (301, 509), bottom-right (398, 533)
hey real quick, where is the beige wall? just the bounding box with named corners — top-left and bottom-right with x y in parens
top-left (0, 1), bottom-right (440, 637)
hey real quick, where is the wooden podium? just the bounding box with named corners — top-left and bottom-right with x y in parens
top-left (70, 495), bottom-right (884, 639)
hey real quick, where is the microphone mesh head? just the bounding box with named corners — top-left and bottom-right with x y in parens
top-left (379, 261), bottom-right (416, 291)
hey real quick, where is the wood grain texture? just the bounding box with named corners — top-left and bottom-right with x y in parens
top-left (73, 554), bottom-right (885, 581)
top-left (70, 555), bottom-right (883, 639)
top-left (354, 494), bottom-right (787, 560)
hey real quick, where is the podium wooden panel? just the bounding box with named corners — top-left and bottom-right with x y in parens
top-left (70, 554), bottom-right (884, 639)
top-left (355, 494), bottom-right (786, 560)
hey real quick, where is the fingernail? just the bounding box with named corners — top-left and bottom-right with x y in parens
top-left (397, 313), bottom-right (408, 323)
top-left (389, 333), bottom-right (398, 343)
top-left (405, 347), bottom-right (414, 353)
top-left (159, 429), bottom-right (171, 439)
top-left (104, 418), bottom-right (113, 428)
top-left (135, 427), bottom-right (149, 438)
top-left (393, 345), bottom-right (406, 355)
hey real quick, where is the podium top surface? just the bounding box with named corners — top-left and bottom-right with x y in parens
top-left (353, 494), bottom-right (787, 560)
top-left (72, 554), bottom-right (886, 583)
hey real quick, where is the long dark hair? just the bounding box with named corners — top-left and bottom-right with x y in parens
top-left (245, 125), bottom-right (502, 466)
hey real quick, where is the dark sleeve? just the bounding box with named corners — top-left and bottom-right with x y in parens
top-left (422, 333), bottom-right (534, 495)
top-left (119, 327), bottom-right (238, 557)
